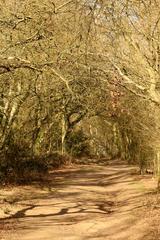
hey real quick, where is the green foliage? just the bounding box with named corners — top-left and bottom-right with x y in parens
top-left (0, 140), bottom-right (48, 183)
top-left (138, 147), bottom-right (155, 172)
top-left (45, 152), bottom-right (71, 169)
top-left (66, 129), bottom-right (90, 157)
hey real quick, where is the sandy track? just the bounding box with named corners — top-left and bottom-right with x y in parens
top-left (0, 160), bottom-right (157, 240)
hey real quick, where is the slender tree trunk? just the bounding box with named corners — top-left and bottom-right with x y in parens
top-left (156, 151), bottom-right (160, 190)
top-left (0, 80), bottom-right (30, 150)
top-left (61, 114), bottom-right (69, 155)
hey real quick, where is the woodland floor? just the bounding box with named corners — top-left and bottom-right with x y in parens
top-left (0, 159), bottom-right (160, 240)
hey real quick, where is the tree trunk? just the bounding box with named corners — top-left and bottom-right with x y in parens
top-left (61, 114), bottom-right (69, 155)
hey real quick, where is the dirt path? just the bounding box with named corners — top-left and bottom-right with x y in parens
top-left (0, 160), bottom-right (157, 240)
